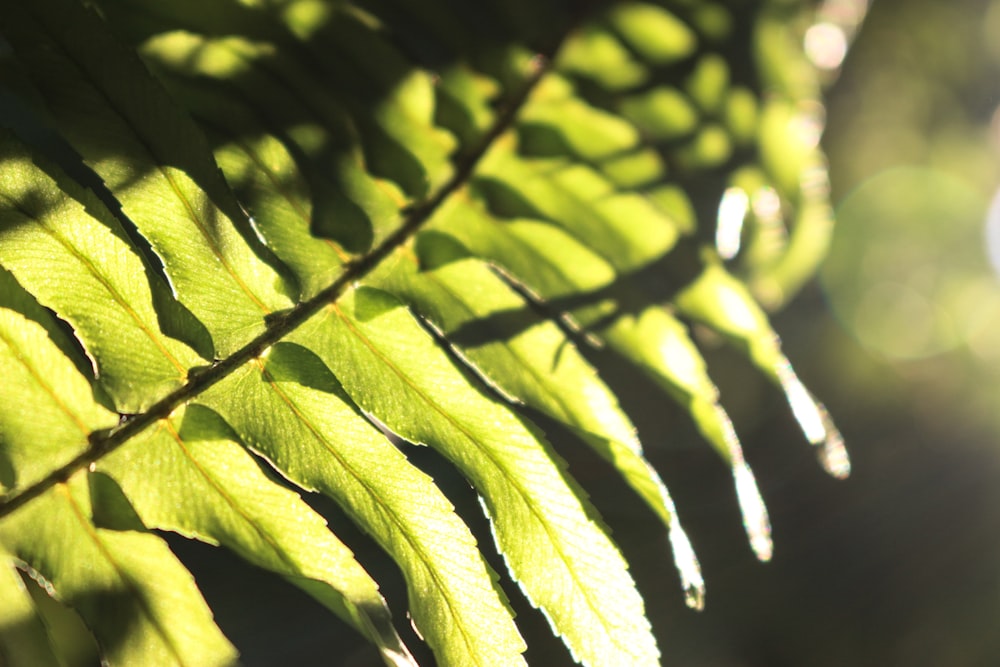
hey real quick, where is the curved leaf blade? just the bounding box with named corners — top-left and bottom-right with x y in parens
top-left (434, 199), bottom-right (774, 560)
top-left (0, 0), bottom-right (295, 356)
top-left (97, 404), bottom-right (416, 667)
top-left (0, 273), bottom-right (117, 496)
top-left (173, 83), bottom-right (349, 298)
top-left (476, 142), bottom-right (679, 273)
top-left (296, 287), bottom-right (660, 667)
top-left (136, 28), bottom-right (406, 254)
top-left (0, 131), bottom-right (204, 411)
top-left (370, 237), bottom-right (706, 605)
top-left (674, 256), bottom-right (850, 478)
top-left (200, 343), bottom-right (527, 667)
top-left (0, 476), bottom-right (238, 667)
top-left (0, 551), bottom-right (66, 667)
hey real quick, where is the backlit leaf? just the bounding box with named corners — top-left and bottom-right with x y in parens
top-left (0, 476), bottom-right (238, 666)
top-left (98, 404), bottom-right (417, 666)
top-left (294, 287), bottom-right (660, 666)
top-left (0, 0), bottom-right (855, 663)
top-left (200, 343), bottom-right (527, 666)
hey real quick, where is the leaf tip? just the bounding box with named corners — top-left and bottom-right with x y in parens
top-left (732, 461), bottom-right (773, 562)
top-left (818, 421), bottom-right (851, 479)
top-left (775, 357), bottom-right (851, 479)
top-left (668, 524), bottom-right (705, 611)
top-left (775, 358), bottom-right (826, 445)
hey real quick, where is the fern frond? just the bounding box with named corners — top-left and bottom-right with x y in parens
top-left (0, 0), bottom-right (862, 664)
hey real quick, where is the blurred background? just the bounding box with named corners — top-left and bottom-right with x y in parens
top-left (102, 0), bottom-right (1000, 664)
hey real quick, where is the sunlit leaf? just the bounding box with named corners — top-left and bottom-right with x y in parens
top-left (1, 0), bottom-right (295, 357)
top-left (0, 269), bottom-right (118, 496)
top-left (295, 287), bottom-right (660, 666)
top-left (97, 404), bottom-right (417, 666)
top-left (200, 343), bottom-right (527, 666)
top-left (370, 235), bottom-right (706, 604)
top-left (0, 0), bottom-right (851, 663)
top-left (0, 476), bottom-right (238, 666)
top-left (0, 551), bottom-right (65, 667)
top-left (0, 132), bottom-right (205, 411)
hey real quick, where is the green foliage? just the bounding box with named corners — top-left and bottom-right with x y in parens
top-left (0, 0), bottom-right (852, 664)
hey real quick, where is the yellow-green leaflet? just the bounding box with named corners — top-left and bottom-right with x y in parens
top-left (0, 0), bottom-right (853, 662)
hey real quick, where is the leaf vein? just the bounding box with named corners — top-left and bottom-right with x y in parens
top-left (254, 359), bottom-right (488, 664)
top-left (328, 303), bottom-right (626, 648)
top-left (59, 481), bottom-right (188, 666)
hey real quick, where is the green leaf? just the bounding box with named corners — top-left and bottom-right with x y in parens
top-left (147, 74), bottom-right (350, 298)
top-left (519, 75), bottom-right (640, 161)
top-left (607, 2), bottom-right (698, 65)
top-left (0, 0), bottom-right (854, 662)
top-left (135, 28), bottom-right (405, 254)
top-left (476, 142), bottom-right (679, 272)
top-left (0, 0), bottom-right (296, 357)
top-left (200, 343), bottom-right (527, 667)
top-left (0, 552), bottom-right (66, 667)
top-left (97, 404), bottom-right (417, 666)
top-left (686, 54), bottom-right (730, 115)
top-left (674, 255), bottom-right (850, 478)
top-left (0, 475), bottom-right (238, 666)
top-left (295, 287), bottom-right (660, 667)
top-left (598, 307), bottom-right (774, 561)
top-left (371, 236), bottom-right (634, 447)
top-left (0, 131), bottom-right (205, 411)
top-left (620, 87), bottom-right (700, 141)
top-left (370, 234), bottom-right (706, 604)
top-left (437, 66), bottom-right (503, 145)
top-left (0, 269), bottom-right (117, 497)
top-left (433, 199), bottom-right (775, 560)
top-left (557, 25), bottom-right (649, 91)
top-left (276, 3), bottom-right (458, 197)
